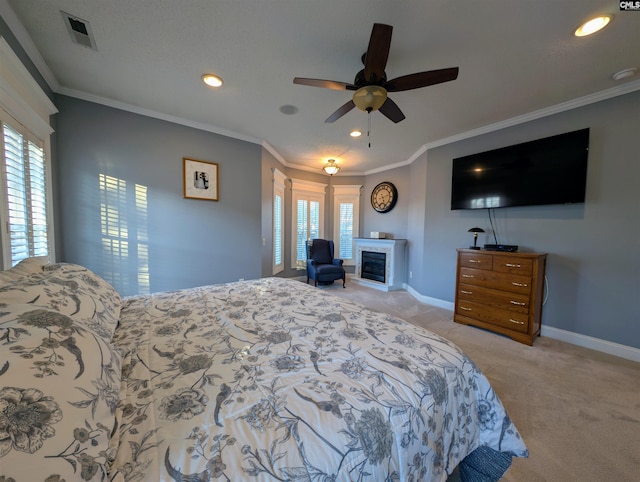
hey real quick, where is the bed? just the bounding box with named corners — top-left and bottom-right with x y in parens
top-left (0, 259), bottom-right (527, 481)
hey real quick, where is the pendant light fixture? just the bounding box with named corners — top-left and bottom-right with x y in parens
top-left (323, 159), bottom-right (340, 176)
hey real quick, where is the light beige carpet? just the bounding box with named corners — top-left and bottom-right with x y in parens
top-left (312, 278), bottom-right (640, 481)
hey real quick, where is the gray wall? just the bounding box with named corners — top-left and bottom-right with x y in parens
top-left (55, 95), bottom-right (263, 296)
top-left (365, 90), bottom-right (639, 349)
top-left (362, 167), bottom-right (411, 240)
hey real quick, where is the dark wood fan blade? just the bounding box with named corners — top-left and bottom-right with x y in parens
top-left (325, 100), bottom-right (356, 123)
top-left (385, 67), bottom-right (459, 92)
top-left (293, 78), bottom-right (357, 91)
top-left (363, 24), bottom-right (393, 84)
top-left (378, 97), bottom-right (405, 123)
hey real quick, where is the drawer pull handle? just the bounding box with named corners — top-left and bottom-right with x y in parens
top-left (506, 263), bottom-right (521, 268)
top-left (460, 306), bottom-right (472, 311)
top-left (509, 319), bottom-right (525, 325)
top-left (462, 274), bottom-right (474, 278)
top-left (469, 259), bottom-right (481, 263)
top-left (512, 282), bottom-right (528, 287)
top-left (510, 300), bottom-right (526, 306)
top-left (461, 290), bottom-right (473, 295)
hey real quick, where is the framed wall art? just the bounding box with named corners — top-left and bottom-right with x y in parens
top-left (183, 158), bottom-right (219, 201)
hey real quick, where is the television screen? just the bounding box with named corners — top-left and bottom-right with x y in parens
top-left (451, 128), bottom-right (589, 210)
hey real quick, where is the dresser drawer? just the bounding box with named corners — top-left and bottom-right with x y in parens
top-left (493, 256), bottom-right (533, 276)
top-left (457, 283), bottom-right (530, 314)
top-left (459, 252), bottom-right (493, 270)
top-left (456, 300), bottom-right (530, 333)
top-left (459, 267), bottom-right (532, 295)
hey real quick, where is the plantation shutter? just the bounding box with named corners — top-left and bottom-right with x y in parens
top-left (309, 201), bottom-right (320, 239)
top-left (332, 185), bottom-right (361, 265)
top-left (272, 168), bottom-right (286, 274)
top-left (290, 179), bottom-right (326, 270)
top-left (1, 40), bottom-right (57, 269)
top-left (296, 199), bottom-right (308, 267)
top-left (274, 193), bottom-right (282, 266)
top-left (339, 202), bottom-right (354, 259)
top-left (2, 121), bottom-right (49, 266)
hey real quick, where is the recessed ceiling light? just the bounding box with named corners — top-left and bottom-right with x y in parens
top-left (611, 68), bottom-right (637, 81)
top-left (202, 74), bottom-right (223, 87)
top-left (350, 130), bottom-right (362, 137)
top-left (574, 15), bottom-right (612, 37)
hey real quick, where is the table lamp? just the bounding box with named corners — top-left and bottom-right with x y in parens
top-left (468, 227), bottom-right (485, 250)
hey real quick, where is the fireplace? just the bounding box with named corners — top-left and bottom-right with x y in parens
top-left (353, 238), bottom-right (407, 291)
top-left (361, 251), bottom-right (386, 283)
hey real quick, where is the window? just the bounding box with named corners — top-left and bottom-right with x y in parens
top-left (291, 179), bottom-right (326, 269)
top-left (332, 185), bottom-right (361, 265)
top-left (0, 120), bottom-right (50, 266)
top-left (0, 39), bottom-right (57, 269)
top-left (272, 168), bottom-right (286, 274)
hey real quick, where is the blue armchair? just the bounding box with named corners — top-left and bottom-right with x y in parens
top-left (306, 239), bottom-right (346, 288)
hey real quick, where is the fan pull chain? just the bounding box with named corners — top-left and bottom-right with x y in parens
top-left (368, 112), bottom-right (372, 148)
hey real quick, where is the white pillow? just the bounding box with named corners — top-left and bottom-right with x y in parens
top-left (0, 262), bottom-right (121, 342)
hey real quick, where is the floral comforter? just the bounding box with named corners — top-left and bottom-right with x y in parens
top-left (109, 277), bottom-right (527, 481)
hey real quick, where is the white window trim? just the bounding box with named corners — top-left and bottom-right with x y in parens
top-left (0, 37), bottom-right (57, 268)
top-left (332, 185), bottom-right (361, 266)
top-left (290, 178), bottom-right (326, 269)
top-left (272, 168), bottom-right (287, 275)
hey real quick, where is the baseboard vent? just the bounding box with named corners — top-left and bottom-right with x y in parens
top-left (61, 11), bottom-right (97, 50)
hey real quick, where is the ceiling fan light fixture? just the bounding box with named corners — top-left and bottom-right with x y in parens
top-left (350, 130), bottom-right (362, 137)
top-left (352, 85), bottom-right (387, 112)
top-left (202, 73), bottom-right (223, 87)
top-left (322, 159), bottom-right (340, 176)
top-left (574, 15), bottom-right (612, 37)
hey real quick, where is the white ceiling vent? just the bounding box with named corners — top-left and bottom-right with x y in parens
top-left (61, 11), bottom-right (97, 50)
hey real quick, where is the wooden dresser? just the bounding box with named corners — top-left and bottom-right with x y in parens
top-left (454, 249), bottom-right (547, 345)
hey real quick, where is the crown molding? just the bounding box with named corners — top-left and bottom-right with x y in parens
top-left (57, 86), bottom-right (264, 145)
top-left (261, 141), bottom-right (288, 165)
top-left (421, 79), bottom-right (640, 153)
top-left (57, 78), bottom-right (640, 178)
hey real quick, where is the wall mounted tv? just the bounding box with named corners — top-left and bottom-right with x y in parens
top-left (451, 128), bottom-right (589, 210)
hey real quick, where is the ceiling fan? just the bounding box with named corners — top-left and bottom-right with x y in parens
top-left (293, 23), bottom-right (459, 124)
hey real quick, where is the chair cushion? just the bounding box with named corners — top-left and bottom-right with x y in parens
top-left (315, 264), bottom-right (344, 276)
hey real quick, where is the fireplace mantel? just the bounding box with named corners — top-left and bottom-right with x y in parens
top-left (353, 238), bottom-right (407, 291)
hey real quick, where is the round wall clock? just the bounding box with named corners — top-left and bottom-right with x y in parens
top-left (371, 181), bottom-right (398, 213)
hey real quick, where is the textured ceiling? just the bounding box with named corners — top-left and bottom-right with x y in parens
top-left (4, 0), bottom-right (640, 174)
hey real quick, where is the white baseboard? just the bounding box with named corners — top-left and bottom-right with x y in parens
top-left (403, 284), bottom-right (640, 363)
top-left (540, 325), bottom-right (640, 363)
top-left (404, 283), bottom-right (455, 310)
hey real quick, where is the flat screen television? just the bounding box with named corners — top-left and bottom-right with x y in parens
top-left (450, 128), bottom-right (589, 210)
